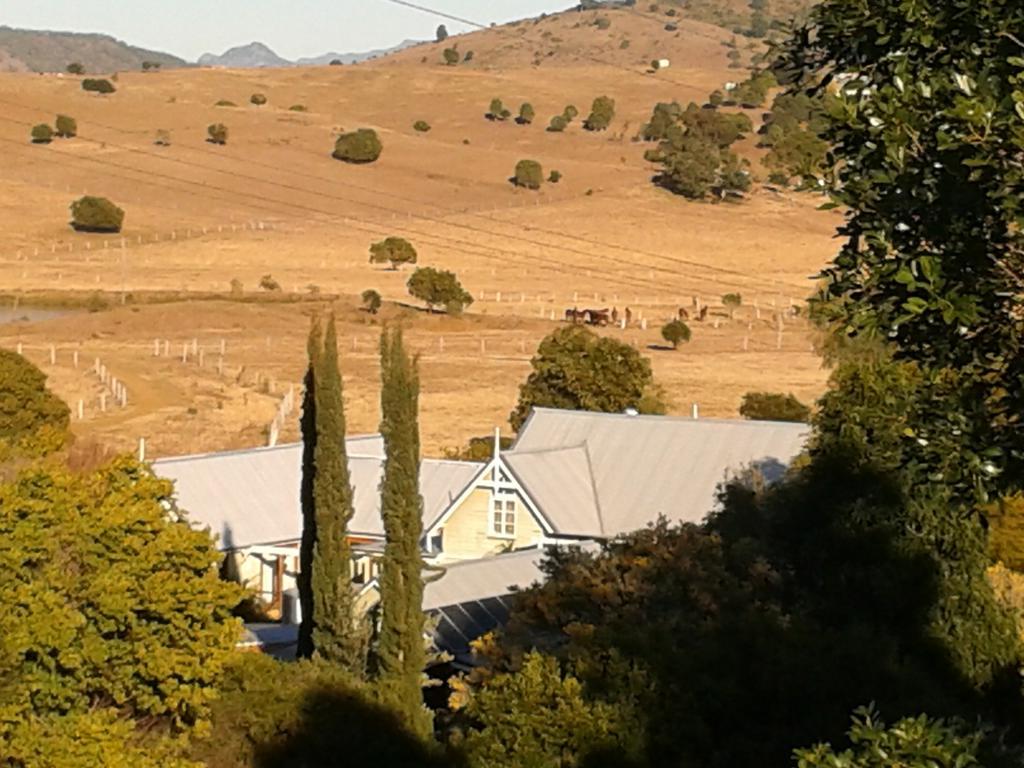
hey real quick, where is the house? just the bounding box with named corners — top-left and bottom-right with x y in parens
top-left (153, 408), bottom-right (809, 638)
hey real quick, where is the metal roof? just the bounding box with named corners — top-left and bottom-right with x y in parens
top-left (509, 408), bottom-right (810, 536)
top-left (153, 438), bottom-right (481, 549)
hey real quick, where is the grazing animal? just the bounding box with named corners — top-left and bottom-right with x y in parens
top-left (698, 306), bottom-right (709, 322)
top-left (583, 308), bottom-right (611, 326)
top-left (678, 307), bottom-right (689, 321)
top-left (611, 307), bottom-right (620, 324)
top-left (625, 307), bottom-right (633, 326)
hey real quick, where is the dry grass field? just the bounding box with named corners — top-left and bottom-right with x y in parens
top-left (0, 6), bottom-right (838, 459)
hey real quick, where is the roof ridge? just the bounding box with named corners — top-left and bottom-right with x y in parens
top-left (153, 434), bottom-right (383, 464)
top-left (505, 443), bottom-right (589, 458)
top-left (527, 407), bottom-right (810, 428)
top-left (579, 442), bottom-right (607, 537)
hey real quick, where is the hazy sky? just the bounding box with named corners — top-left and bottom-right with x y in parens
top-left (4, 0), bottom-right (572, 61)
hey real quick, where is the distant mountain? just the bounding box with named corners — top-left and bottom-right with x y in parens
top-left (198, 41), bottom-right (291, 69)
top-left (0, 26), bottom-right (187, 73)
top-left (199, 39), bottom-right (424, 69)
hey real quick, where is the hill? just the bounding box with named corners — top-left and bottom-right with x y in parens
top-left (199, 40), bottom-right (425, 68)
top-left (0, 26), bottom-right (187, 73)
top-left (0, 3), bottom-right (836, 458)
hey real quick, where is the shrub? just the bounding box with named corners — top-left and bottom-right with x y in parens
top-left (70, 196), bottom-right (124, 233)
top-left (54, 115), bottom-right (77, 138)
top-left (443, 47), bottom-right (459, 65)
top-left (548, 169), bottom-right (562, 183)
top-left (436, 23), bottom-right (449, 41)
top-left (583, 95), bottom-right (615, 131)
top-left (595, 16), bottom-right (612, 29)
top-left (413, 120), bottom-right (431, 132)
top-left (665, 22), bottom-right (678, 31)
top-left (330, 58), bottom-right (343, 65)
top-left (642, 101), bottom-right (683, 141)
top-left (229, 278), bottom-right (243, 295)
top-left (215, 99), bottom-right (237, 107)
top-left (259, 274), bottom-right (282, 292)
top-left (207, 123), bottom-right (228, 144)
top-left (547, 115), bottom-right (568, 132)
top-left (250, 93), bottom-right (267, 106)
top-left (289, 104), bottom-right (308, 112)
top-left (361, 289), bottom-right (382, 314)
top-left (738, 391), bottom-right (811, 422)
top-left (81, 78), bottom-right (115, 94)
top-left (30, 124), bottom-right (53, 144)
top-left (66, 62), bottom-right (84, 75)
top-left (369, 236), bottom-right (417, 269)
top-left (563, 104), bottom-right (579, 121)
top-left (661, 319), bottom-right (692, 349)
top-left (406, 267), bottom-right (473, 314)
top-left (517, 102), bottom-right (535, 125)
top-left (721, 292), bottom-right (742, 316)
top-left (514, 159), bottom-right (544, 190)
top-left (464, 50), bottom-right (475, 62)
top-left (708, 90), bottom-right (724, 108)
top-left (154, 129), bottom-right (171, 146)
top-left (332, 128), bottom-right (382, 163)
top-left (141, 60), bottom-right (161, 71)
top-left (0, 349), bottom-right (70, 455)
top-left (488, 97), bottom-right (507, 120)
top-left (620, 39), bottom-right (631, 49)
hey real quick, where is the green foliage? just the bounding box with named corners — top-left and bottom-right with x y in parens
top-left (369, 236), bottom-right (418, 270)
top-left (463, 50), bottom-right (474, 62)
top-left (795, 707), bottom-right (984, 767)
top-left (462, 653), bottom-right (629, 767)
top-left (764, 127), bottom-right (828, 186)
top-left (708, 89), bottom-right (724, 108)
top-left (0, 459), bottom-right (242, 735)
top-left (583, 95), bottom-right (615, 131)
top-left (642, 101), bottom-right (683, 141)
top-left (487, 97), bottom-right (507, 120)
top-left (509, 326), bottom-right (659, 431)
top-left (70, 195), bottom-right (124, 233)
top-left (377, 328), bottom-right (432, 738)
top-left (0, 349), bottom-right (69, 456)
top-left (436, 24), bottom-right (449, 42)
top-left (443, 47), bottom-right (459, 65)
top-left (66, 62), bottom-right (84, 75)
top-left (206, 123), bottom-right (228, 144)
top-left (739, 391), bottom-right (810, 422)
top-left (517, 102), bottom-right (535, 124)
top-left (214, 99), bottom-right (236, 107)
top-left (548, 169), bottom-right (562, 183)
top-left (730, 70), bottom-right (777, 108)
top-left (332, 128), bottom-right (383, 163)
top-left (361, 288), bottom-right (382, 314)
top-left (259, 274), bottom-right (281, 291)
top-left (594, 16), bottom-right (612, 29)
top-left (748, 11), bottom-right (769, 37)
top-left (513, 159), bottom-right (544, 190)
top-left (288, 104), bottom-right (308, 112)
top-left (81, 78), bottom-right (115, 94)
top-left (30, 123), bottom-right (53, 144)
top-left (563, 104), bottom-right (579, 121)
top-left (413, 120), bottom-right (431, 132)
top-left (443, 434), bottom-right (513, 462)
top-left (406, 266), bottom-right (473, 314)
top-left (722, 292), bottom-right (742, 309)
top-left (249, 92), bottom-right (267, 106)
top-left (54, 114), bottom-right (77, 138)
top-left (661, 319), bottom-right (691, 349)
top-left (547, 114), bottom-right (568, 132)
top-left (141, 60), bottom-right (161, 71)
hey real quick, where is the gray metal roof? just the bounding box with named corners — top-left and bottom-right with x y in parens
top-left (509, 408), bottom-right (810, 537)
top-left (153, 438), bottom-right (481, 549)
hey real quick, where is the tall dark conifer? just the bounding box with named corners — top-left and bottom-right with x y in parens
top-left (296, 316), bottom-right (321, 659)
top-left (377, 327), bottom-right (431, 736)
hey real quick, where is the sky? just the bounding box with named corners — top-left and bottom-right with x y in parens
top-left (3, 0), bottom-right (573, 61)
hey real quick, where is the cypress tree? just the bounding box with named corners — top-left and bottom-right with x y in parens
top-left (296, 316), bottom-right (321, 659)
top-left (376, 327), bottom-right (431, 737)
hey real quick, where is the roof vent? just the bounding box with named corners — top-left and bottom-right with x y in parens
top-left (624, 407), bottom-right (639, 417)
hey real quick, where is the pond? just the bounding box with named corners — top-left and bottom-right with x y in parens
top-left (0, 306), bottom-right (78, 325)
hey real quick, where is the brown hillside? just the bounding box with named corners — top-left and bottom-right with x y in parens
top-left (0, 10), bottom-right (838, 458)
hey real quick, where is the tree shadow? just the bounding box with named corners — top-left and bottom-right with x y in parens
top-left (253, 685), bottom-right (463, 768)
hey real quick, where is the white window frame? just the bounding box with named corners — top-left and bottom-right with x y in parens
top-left (489, 493), bottom-right (517, 539)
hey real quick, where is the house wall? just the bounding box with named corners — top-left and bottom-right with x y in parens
top-left (439, 487), bottom-right (544, 560)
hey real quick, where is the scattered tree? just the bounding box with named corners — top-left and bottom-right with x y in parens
top-left (661, 319), bottom-right (692, 349)
top-left (509, 326), bottom-right (659, 431)
top-left (406, 266), bottom-right (473, 314)
top-left (487, 97), bottom-right (508, 121)
top-left (463, 50), bottom-right (475, 62)
top-left (548, 169), bottom-right (562, 183)
top-left (215, 99), bottom-right (237, 107)
top-left (154, 129), bottom-right (171, 146)
top-left (229, 277), bottom-right (243, 295)
top-left (547, 114), bottom-right (568, 132)
top-left (30, 124), bottom-right (53, 144)
top-left (583, 95), bottom-right (615, 131)
top-left (141, 60), bottom-right (162, 71)
top-left (443, 48), bottom-right (459, 66)
top-left (722, 292), bottom-right (742, 317)
top-left (66, 62), bottom-right (84, 75)
top-left (207, 123), bottom-right (228, 144)
top-left (81, 78), bottom-right (115, 94)
top-left (330, 58), bottom-right (343, 66)
top-left (513, 159), bottom-right (544, 190)
top-left (369, 237), bottom-right (418, 270)
top-left (259, 274), bottom-right (282, 292)
top-left (250, 93), bottom-right (267, 106)
top-left (413, 120), bottom-right (431, 132)
top-left (517, 102), bottom-right (535, 125)
top-left (361, 289), bottom-right (382, 314)
top-left (739, 391), bottom-right (811, 422)
top-left (595, 16), bottom-right (612, 29)
top-left (54, 114), bottom-right (77, 138)
top-left (0, 349), bottom-right (69, 457)
top-left (332, 128), bottom-right (382, 164)
top-left (563, 104), bottom-right (579, 122)
top-left (376, 327), bottom-right (432, 738)
top-left (70, 196), bottom-right (124, 233)
top-left (289, 104), bottom-right (308, 112)
top-left (436, 24), bottom-right (449, 42)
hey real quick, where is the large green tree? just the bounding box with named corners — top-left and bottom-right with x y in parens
top-left (0, 348), bottom-right (70, 457)
top-left (375, 327), bottom-right (431, 738)
top-left (509, 326), bottom-right (661, 431)
top-left (297, 316), bottom-right (320, 659)
top-left (297, 314), bottom-right (364, 673)
top-left (0, 458), bottom-right (242, 758)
